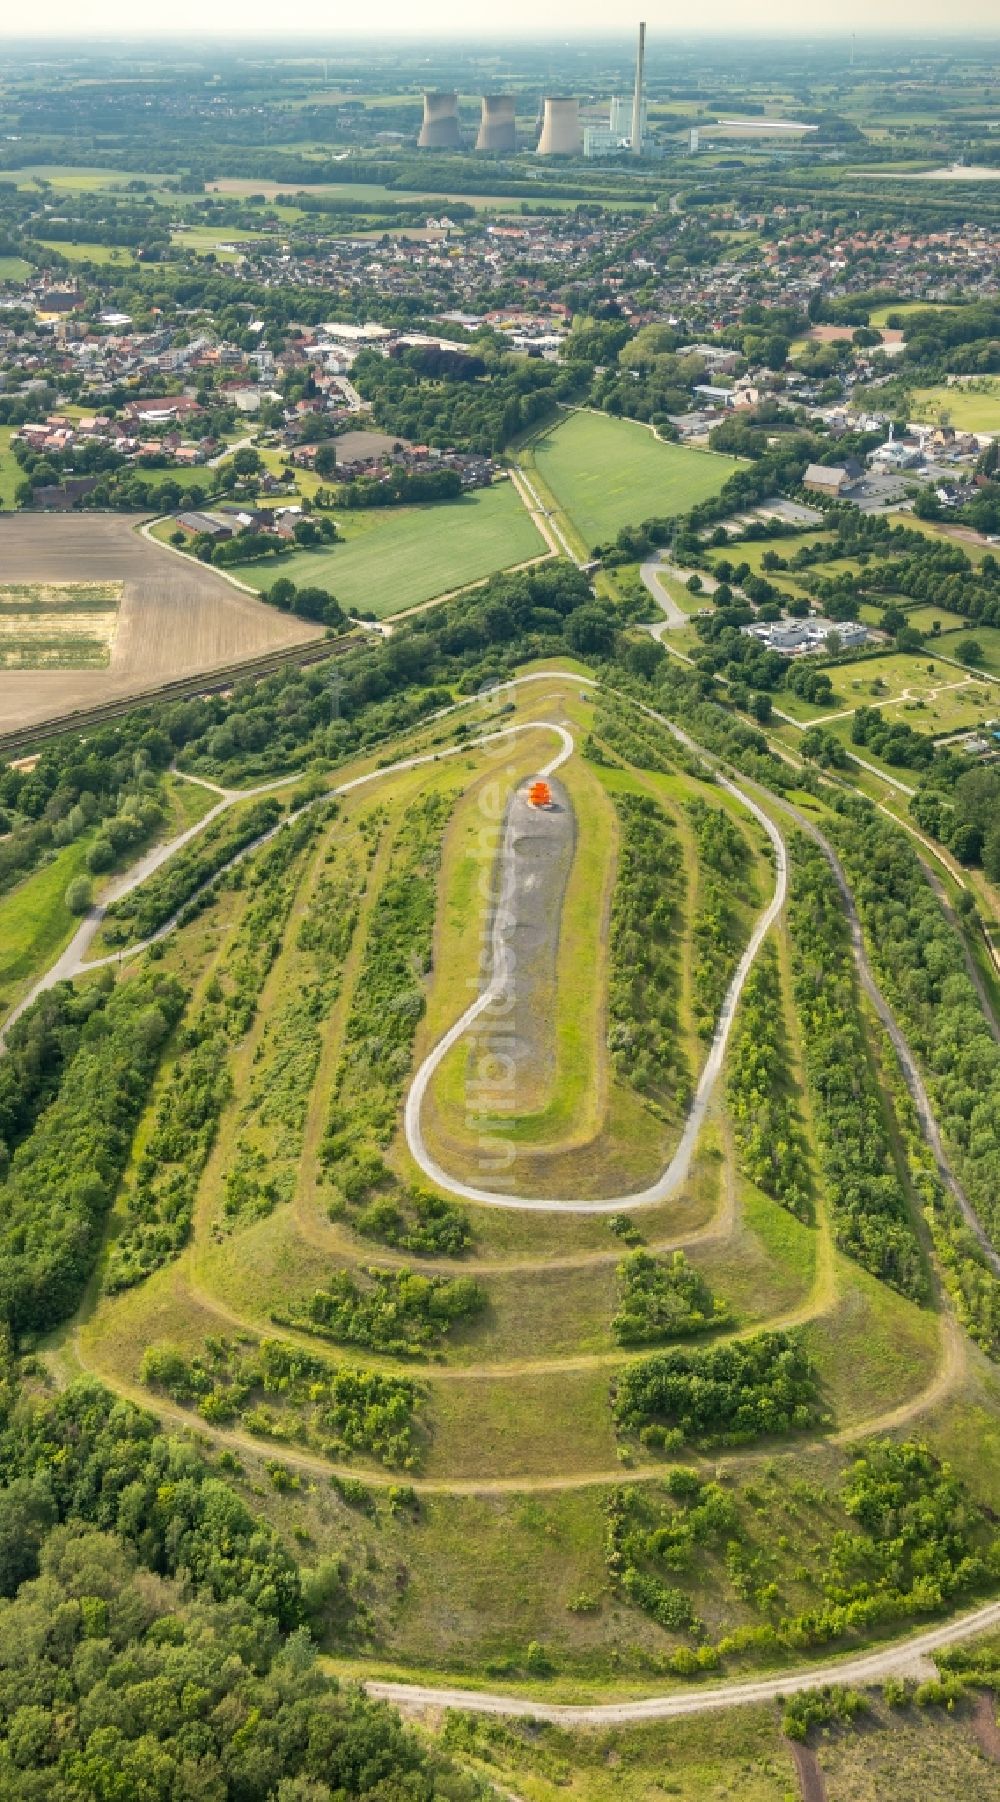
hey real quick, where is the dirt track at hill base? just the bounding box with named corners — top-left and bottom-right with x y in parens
top-left (0, 515), bottom-right (322, 732)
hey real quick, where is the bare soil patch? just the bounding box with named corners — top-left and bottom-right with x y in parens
top-left (971, 1691), bottom-right (1000, 1762)
top-left (333, 428), bottom-right (411, 461)
top-left (787, 1739), bottom-right (827, 1802)
top-left (0, 515), bottom-right (322, 731)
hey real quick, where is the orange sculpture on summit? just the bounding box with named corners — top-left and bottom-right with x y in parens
top-left (527, 780), bottom-right (553, 808)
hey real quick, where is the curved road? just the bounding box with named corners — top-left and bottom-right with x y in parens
top-left (366, 1597), bottom-right (1000, 1723)
top-left (405, 725), bottom-right (787, 1212)
top-left (11, 666), bottom-right (1000, 1714)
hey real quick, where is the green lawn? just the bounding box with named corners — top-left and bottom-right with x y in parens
top-left (911, 379), bottom-right (1000, 432)
top-left (37, 241), bottom-right (136, 267)
top-left (937, 625), bottom-right (1000, 682)
top-left (230, 481), bottom-right (547, 618)
top-left (0, 840), bottom-right (93, 1017)
top-left (0, 428), bottom-right (21, 509)
top-left (0, 256), bottom-right (32, 282)
top-left (531, 412), bottom-right (735, 551)
top-left (869, 300), bottom-right (961, 326)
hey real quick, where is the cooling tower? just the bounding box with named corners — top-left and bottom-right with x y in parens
top-left (536, 96), bottom-right (581, 157)
top-left (476, 94), bottom-right (516, 153)
top-left (418, 92), bottom-right (461, 150)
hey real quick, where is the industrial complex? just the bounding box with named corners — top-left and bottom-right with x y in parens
top-left (415, 21), bottom-right (649, 158)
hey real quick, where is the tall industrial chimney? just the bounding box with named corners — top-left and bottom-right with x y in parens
top-left (477, 94), bottom-right (516, 153)
top-left (631, 21), bottom-right (646, 156)
top-left (418, 92), bottom-right (461, 151)
top-left (536, 97), bottom-right (582, 157)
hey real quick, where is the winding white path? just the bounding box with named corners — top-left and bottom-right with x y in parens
top-left (404, 712), bottom-right (787, 1213)
top-left (367, 1596), bottom-right (1000, 1724)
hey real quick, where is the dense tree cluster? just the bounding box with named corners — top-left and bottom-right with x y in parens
top-left (351, 347), bottom-right (567, 455)
top-left (0, 1524), bottom-right (466, 1802)
top-left (686, 796), bottom-right (754, 1040)
top-left (787, 833), bottom-right (925, 1298)
top-left (612, 1251), bottom-right (731, 1346)
top-left (322, 794), bottom-right (453, 1245)
top-left (141, 1336), bottom-right (420, 1470)
top-left (353, 1189), bottom-right (472, 1259)
top-left (107, 814), bottom-right (326, 1291)
top-left (0, 1375), bottom-right (477, 1797)
top-left (0, 970), bottom-right (185, 1337)
top-left (0, 718), bottom-right (174, 897)
top-left (335, 465), bottom-right (463, 509)
top-left (612, 1329), bottom-right (822, 1449)
top-left (727, 944), bottom-right (812, 1220)
top-left (827, 797), bottom-right (1000, 1263)
top-left (606, 793), bottom-right (688, 1110)
top-left (0, 983), bottom-right (110, 1177)
top-left (0, 1379), bottom-right (302, 1626)
top-left (272, 1267), bottom-right (485, 1358)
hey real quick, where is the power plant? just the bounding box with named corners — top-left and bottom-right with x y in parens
top-left (415, 28), bottom-right (648, 160)
top-left (536, 96), bottom-right (582, 157)
top-left (418, 92), bottom-right (461, 150)
top-left (476, 94), bottom-right (516, 153)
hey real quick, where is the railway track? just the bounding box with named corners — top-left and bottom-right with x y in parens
top-left (0, 629), bottom-right (367, 759)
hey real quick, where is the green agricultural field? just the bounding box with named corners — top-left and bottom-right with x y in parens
top-left (0, 427), bottom-right (20, 509)
top-left (12, 163), bottom-right (170, 190)
top-left (36, 241), bottom-right (136, 266)
top-left (530, 411), bottom-right (736, 550)
top-left (911, 379), bottom-right (1000, 432)
top-left (171, 226), bottom-right (278, 260)
top-left (230, 481), bottom-right (547, 617)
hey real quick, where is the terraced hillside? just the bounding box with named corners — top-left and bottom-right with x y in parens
top-left (13, 667), bottom-right (1000, 1705)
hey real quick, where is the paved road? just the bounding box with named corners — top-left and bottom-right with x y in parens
top-left (367, 1598), bottom-right (1000, 1724)
top-left (513, 465), bottom-right (582, 566)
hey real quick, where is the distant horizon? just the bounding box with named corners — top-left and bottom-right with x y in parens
top-left (0, 17), bottom-right (999, 41)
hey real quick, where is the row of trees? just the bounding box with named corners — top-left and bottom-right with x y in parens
top-left (787, 832), bottom-right (926, 1299)
top-left (0, 971), bottom-right (185, 1336)
top-left (100, 796), bottom-right (282, 945)
top-left (606, 793), bottom-right (688, 1110)
top-left (727, 944), bottom-right (812, 1221)
top-left (107, 810), bottom-right (327, 1291)
top-left (828, 796), bottom-right (1000, 1266)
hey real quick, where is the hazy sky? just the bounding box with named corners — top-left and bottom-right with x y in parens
top-left (1, 5), bottom-right (998, 36)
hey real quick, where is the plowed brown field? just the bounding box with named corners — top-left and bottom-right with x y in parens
top-left (0, 515), bottom-right (323, 732)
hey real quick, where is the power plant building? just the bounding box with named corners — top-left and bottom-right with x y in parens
top-left (609, 95), bottom-right (647, 139)
top-left (476, 94), bottom-right (516, 152)
top-left (536, 96), bottom-right (582, 156)
top-left (418, 92), bottom-right (461, 150)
